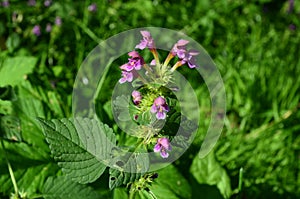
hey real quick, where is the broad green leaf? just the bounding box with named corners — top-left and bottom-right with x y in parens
top-left (0, 56), bottom-right (37, 87)
top-left (109, 144), bottom-right (149, 190)
top-left (0, 115), bottom-right (22, 142)
top-left (113, 187), bottom-right (129, 199)
top-left (43, 176), bottom-right (101, 199)
top-left (190, 151), bottom-right (232, 198)
top-left (12, 81), bottom-right (50, 155)
top-left (150, 164), bottom-right (192, 199)
top-left (109, 168), bottom-right (143, 190)
top-left (38, 117), bottom-right (116, 184)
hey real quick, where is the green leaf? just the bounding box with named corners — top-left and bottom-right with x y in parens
top-left (0, 115), bottom-right (22, 142)
top-left (116, 164), bottom-right (192, 199)
top-left (5, 32), bottom-right (20, 52)
top-left (190, 151), bottom-right (232, 198)
top-left (108, 144), bottom-right (150, 190)
top-left (0, 56), bottom-right (37, 87)
top-left (113, 187), bottom-right (129, 199)
top-left (37, 117), bottom-right (116, 184)
top-left (109, 168), bottom-right (143, 190)
top-left (0, 141), bottom-right (58, 197)
top-left (149, 164), bottom-right (192, 199)
top-left (43, 176), bottom-right (101, 199)
top-left (12, 81), bottom-right (50, 155)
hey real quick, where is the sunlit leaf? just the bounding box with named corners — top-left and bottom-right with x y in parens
top-left (190, 151), bottom-right (232, 198)
top-left (0, 56), bottom-right (37, 87)
top-left (43, 176), bottom-right (101, 199)
top-left (38, 117), bottom-right (116, 184)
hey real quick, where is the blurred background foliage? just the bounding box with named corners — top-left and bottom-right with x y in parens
top-left (0, 0), bottom-right (299, 198)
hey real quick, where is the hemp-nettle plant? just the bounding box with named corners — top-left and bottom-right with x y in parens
top-left (118, 30), bottom-right (199, 158)
top-left (36, 30), bottom-right (200, 198)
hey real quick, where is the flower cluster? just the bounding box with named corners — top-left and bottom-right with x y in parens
top-left (119, 51), bottom-right (144, 83)
top-left (118, 30), bottom-right (199, 158)
top-left (119, 30), bottom-right (198, 85)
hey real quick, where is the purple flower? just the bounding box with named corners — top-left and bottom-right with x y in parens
top-left (180, 50), bottom-right (199, 68)
top-left (289, 24), bottom-right (296, 31)
top-left (32, 25), bottom-right (41, 36)
top-left (288, 0), bottom-right (294, 13)
top-left (44, 0), bottom-right (52, 7)
top-left (120, 51), bottom-right (144, 71)
top-left (135, 31), bottom-right (155, 50)
top-left (46, 23), bottom-right (52, 32)
top-left (171, 39), bottom-right (189, 58)
top-left (55, 16), bottom-right (62, 26)
top-left (2, 0), bottom-right (9, 7)
top-left (119, 71), bottom-right (133, 84)
top-left (154, 137), bottom-right (172, 158)
top-left (88, 3), bottom-right (97, 12)
top-left (132, 90), bottom-right (142, 105)
top-left (150, 96), bottom-right (169, 120)
top-left (27, 0), bottom-right (36, 6)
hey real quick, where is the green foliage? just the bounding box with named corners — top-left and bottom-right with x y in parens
top-left (0, 0), bottom-right (300, 198)
top-left (190, 151), bottom-right (232, 198)
top-left (37, 117), bottom-right (116, 184)
top-left (0, 56), bottom-right (37, 87)
top-left (43, 176), bottom-right (100, 199)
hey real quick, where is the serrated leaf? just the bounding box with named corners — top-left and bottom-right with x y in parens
top-left (113, 165), bottom-right (192, 199)
top-left (190, 151), bottom-right (232, 198)
top-left (109, 168), bottom-right (143, 190)
top-left (108, 145), bottom-right (150, 190)
top-left (37, 117), bottom-right (116, 184)
top-left (0, 115), bottom-right (22, 141)
top-left (0, 56), bottom-right (37, 87)
top-left (43, 176), bottom-right (101, 199)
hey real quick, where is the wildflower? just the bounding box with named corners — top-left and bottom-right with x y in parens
top-left (27, 0), bottom-right (36, 6)
top-left (46, 23), bottom-right (52, 32)
top-left (44, 0), bottom-right (52, 7)
top-left (119, 71), bottom-right (133, 84)
top-left (181, 50), bottom-right (199, 68)
top-left (164, 39), bottom-right (189, 66)
top-left (32, 25), bottom-right (41, 36)
top-left (150, 96), bottom-right (169, 120)
top-left (120, 51), bottom-right (144, 71)
top-left (288, 0), bottom-right (294, 13)
top-left (289, 24), bottom-right (296, 31)
top-left (171, 39), bottom-right (189, 58)
top-left (55, 16), bottom-right (62, 26)
top-left (135, 31), bottom-right (155, 50)
top-left (171, 49), bottom-right (199, 71)
top-left (132, 90), bottom-right (142, 105)
top-left (2, 0), bottom-right (9, 7)
top-left (154, 137), bottom-right (172, 158)
top-left (88, 3), bottom-right (97, 12)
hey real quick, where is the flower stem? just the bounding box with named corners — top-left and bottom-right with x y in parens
top-left (163, 53), bottom-right (174, 68)
top-left (0, 139), bottom-right (19, 196)
top-left (150, 49), bottom-right (160, 67)
top-left (170, 61), bottom-right (183, 72)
